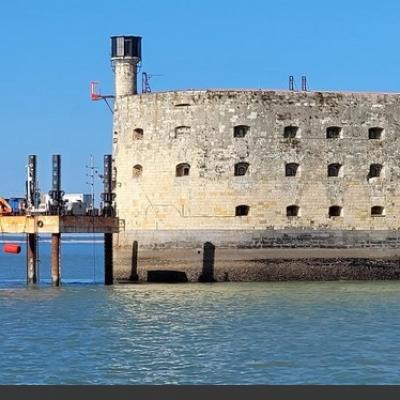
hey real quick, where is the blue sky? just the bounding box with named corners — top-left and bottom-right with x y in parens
top-left (1, 0), bottom-right (400, 197)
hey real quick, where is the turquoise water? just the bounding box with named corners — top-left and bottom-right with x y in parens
top-left (1, 237), bottom-right (400, 384)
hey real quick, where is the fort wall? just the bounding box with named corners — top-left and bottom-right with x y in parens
top-left (112, 89), bottom-right (400, 281)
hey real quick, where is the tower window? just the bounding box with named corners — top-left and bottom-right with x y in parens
top-left (283, 126), bottom-right (299, 139)
top-left (326, 126), bottom-right (342, 139)
top-left (287, 205), bottom-right (299, 217)
top-left (233, 125), bottom-right (250, 138)
top-left (285, 163), bottom-right (299, 177)
top-left (132, 164), bottom-right (143, 177)
top-left (175, 126), bottom-right (191, 138)
top-left (234, 162), bottom-right (249, 176)
top-left (235, 205), bottom-right (249, 216)
top-left (329, 205), bottom-right (342, 217)
top-left (369, 164), bottom-right (383, 178)
top-left (371, 206), bottom-right (384, 216)
top-left (133, 128), bottom-right (143, 140)
top-left (328, 163), bottom-right (342, 177)
top-left (369, 127), bottom-right (384, 140)
top-left (176, 163), bottom-right (190, 177)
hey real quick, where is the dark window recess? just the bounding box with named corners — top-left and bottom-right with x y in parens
top-left (371, 206), bottom-right (384, 216)
top-left (287, 205), bottom-right (299, 217)
top-left (235, 205), bottom-right (249, 216)
top-left (326, 126), bottom-right (342, 139)
top-left (234, 162), bottom-right (249, 176)
top-left (328, 163), bottom-right (341, 177)
top-left (369, 127), bottom-right (383, 140)
top-left (175, 126), bottom-right (191, 138)
top-left (329, 206), bottom-right (342, 217)
top-left (132, 164), bottom-right (143, 177)
top-left (233, 125), bottom-right (250, 138)
top-left (133, 128), bottom-right (143, 139)
top-left (283, 126), bottom-right (299, 139)
top-left (369, 164), bottom-right (383, 178)
top-left (285, 163), bottom-right (299, 177)
top-left (176, 163), bottom-right (190, 177)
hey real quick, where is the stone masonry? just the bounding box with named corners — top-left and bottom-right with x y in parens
top-left (112, 89), bottom-right (400, 281)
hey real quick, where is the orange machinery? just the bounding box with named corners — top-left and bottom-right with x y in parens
top-left (0, 197), bottom-right (12, 216)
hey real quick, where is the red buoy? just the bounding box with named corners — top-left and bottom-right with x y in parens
top-left (3, 244), bottom-right (21, 254)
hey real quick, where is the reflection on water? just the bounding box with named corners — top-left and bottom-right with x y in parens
top-left (1, 281), bottom-right (400, 384)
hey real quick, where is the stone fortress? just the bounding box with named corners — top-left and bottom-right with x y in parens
top-left (111, 35), bottom-right (400, 282)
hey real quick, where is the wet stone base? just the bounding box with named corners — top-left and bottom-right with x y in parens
top-left (113, 248), bottom-right (400, 283)
top-left (113, 229), bottom-right (400, 282)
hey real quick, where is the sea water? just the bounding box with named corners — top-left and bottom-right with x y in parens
top-left (0, 235), bottom-right (400, 384)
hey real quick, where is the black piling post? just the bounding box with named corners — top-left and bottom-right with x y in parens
top-left (104, 233), bottom-right (113, 285)
top-left (49, 155), bottom-right (63, 286)
top-left (27, 233), bottom-right (37, 285)
top-left (51, 233), bottom-right (61, 287)
top-left (102, 155), bottom-right (114, 285)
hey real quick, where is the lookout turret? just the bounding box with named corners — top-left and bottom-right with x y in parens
top-left (111, 35), bottom-right (142, 96)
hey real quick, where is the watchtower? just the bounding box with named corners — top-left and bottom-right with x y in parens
top-left (111, 35), bottom-right (142, 96)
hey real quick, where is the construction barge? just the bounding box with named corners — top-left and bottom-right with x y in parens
top-left (0, 154), bottom-right (119, 286)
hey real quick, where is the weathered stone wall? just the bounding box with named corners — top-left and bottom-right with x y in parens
top-left (112, 89), bottom-right (400, 280)
top-left (113, 90), bottom-right (400, 232)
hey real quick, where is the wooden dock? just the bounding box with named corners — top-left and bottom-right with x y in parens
top-left (0, 215), bottom-right (119, 286)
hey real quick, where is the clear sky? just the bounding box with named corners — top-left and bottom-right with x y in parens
top-left (1, 0), bottom-right (400, 197)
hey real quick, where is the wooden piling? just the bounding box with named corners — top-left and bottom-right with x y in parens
top-left (27, 233), bottom-right (37, 285)
top-left (104, 233), bottom-right (113, 285)
top-left (51, 233), bottom-right (61, 287)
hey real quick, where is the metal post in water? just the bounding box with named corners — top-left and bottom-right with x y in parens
top-left (51, 233), bottom-right (61, 286)
top-left (102, 155), bottom-right (114, 285)
top-left (27, 233), bottom-right (37, 285)
top-left (104, 233), bottom-right (113, 285)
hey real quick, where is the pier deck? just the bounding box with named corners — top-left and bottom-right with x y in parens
top-left (0, 216), bottom-right (119, 286)
top-left (0, 215), bottom-right (119, 234)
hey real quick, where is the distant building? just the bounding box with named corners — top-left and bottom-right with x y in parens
top-left (40, 193), bottom-right (92, 216)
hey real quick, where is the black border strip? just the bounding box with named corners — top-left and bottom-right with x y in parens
top-left (1, 385), bottom-right (400, 400)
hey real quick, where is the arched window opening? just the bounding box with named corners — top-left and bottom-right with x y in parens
top-left (371, 206), bottom-right (385, 216)
top-left (176, 163), bottom-right (190, 177)
top-left (132, 164), bottom-right (143, 177)
top-left (234, 162), bottom-right (249, 176)
top-left (328, 163), bottom-right (342, 177)
top-left (287, 205), bottom-right (299, 217)
top-left (175, 126), bottom-right (191, 138)
top-left (326, 126), bottom-right (342, 139)
top-left (329, 205), bottom-right (342, 217)
top-left (233, 125), bottom-right (250, 138)
top-left (369, 164), bottom-right (383, 179)
top-left (285, 163), bottom-right (299, 177)
top-left (283, 126), bottom-right (299, 139)
top-left (133, 128), bottom-right (143, 140)
top-left (235, 205), bottom-right (249, 216)
top-left (369, 127), bottom-right (383, 140)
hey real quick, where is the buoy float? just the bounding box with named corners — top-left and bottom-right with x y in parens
top-left (3, 244), bottom-right (21, 254)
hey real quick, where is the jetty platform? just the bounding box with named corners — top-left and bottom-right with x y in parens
top-left (0, 215), bottom-right (119, 286)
